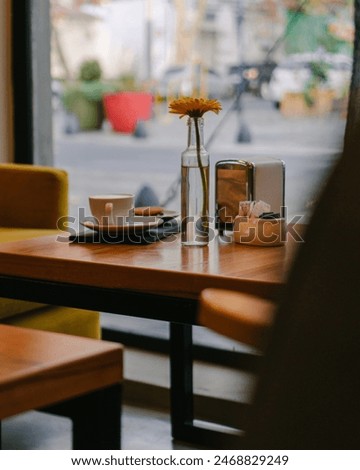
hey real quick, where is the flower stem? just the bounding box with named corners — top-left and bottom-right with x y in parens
top-left (194, 117), bottom-right (208, 220)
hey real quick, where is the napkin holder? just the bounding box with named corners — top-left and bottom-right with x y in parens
top-left (233, 215), bottom-right (286, 246)
top-left (215, 156), bottom-right (285, 232)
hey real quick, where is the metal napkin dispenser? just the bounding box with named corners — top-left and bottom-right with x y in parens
top-left (215, 156), bottom-right (285, 231)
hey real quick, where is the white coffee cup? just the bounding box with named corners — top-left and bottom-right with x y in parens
top-left (89, 194), bottom-right (134, 225)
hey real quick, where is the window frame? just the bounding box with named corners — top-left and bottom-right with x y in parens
top-left (11, 0), bottom-right (53, 166)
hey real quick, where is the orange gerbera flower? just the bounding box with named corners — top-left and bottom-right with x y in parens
top-left (169, 97), bottom-right (222, 119)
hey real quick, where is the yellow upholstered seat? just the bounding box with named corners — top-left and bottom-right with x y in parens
top-left (0, 163), bottom-right (100, 339)
top-left (2, 305), bottom-right (100, 339)
top-left (0, 227), bottom-right (59, 243)
top-left (0, 163), bottom-right (68, 230)
top-left (0, 297), bottom-right (46, 321)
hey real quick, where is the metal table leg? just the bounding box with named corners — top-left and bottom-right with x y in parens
top-left (169, 323), bottom-right (242, 449)
top-left (170, 322), bottom-right (194, 439)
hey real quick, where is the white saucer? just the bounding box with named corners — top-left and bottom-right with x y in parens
top-left (81, 216), bottom-right (162, 234)
top-left (158, 210), bottom-right (179, 220)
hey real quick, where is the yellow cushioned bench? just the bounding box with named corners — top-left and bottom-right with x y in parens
top-left (0, 163), bottom-right (100, 339)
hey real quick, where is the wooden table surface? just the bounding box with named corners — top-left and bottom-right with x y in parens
top-left (0, 230), bottom-right (304, 301)
top-left (0, 229), bottom-right (305, 447)
top-left (0, 324), bottom-right (123, 420)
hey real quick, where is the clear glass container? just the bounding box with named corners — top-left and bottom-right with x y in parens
top-left (181, 117), bottom-right (209, 246)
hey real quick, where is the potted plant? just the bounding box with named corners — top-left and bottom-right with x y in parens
top-left (281, 60), bottom-right (335, 117)
top-left (302, 60), bottom-right (332, 107)
top-left (62, 59), bottom-right (115, 131)
top-left (103, 73), bottom-right (153, 134)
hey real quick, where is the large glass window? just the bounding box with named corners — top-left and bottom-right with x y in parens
top-left (49, 0), bottom-right (354, 351)
top-left (50, 0), bottom-right (353, 221)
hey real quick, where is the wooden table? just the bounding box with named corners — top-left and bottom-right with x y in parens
top-left (0, 324), bottom-right (123, 449)
top-left (0, 230), bottom-right (303, 448)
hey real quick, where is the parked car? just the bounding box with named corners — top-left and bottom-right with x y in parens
top-left (262, 52), bottom-right (352, 107)
top-left (155, 65), bottom-right (231, 99)
top-left (227, 60), bottom-right (277, 97)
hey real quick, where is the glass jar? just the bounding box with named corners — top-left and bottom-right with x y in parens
top-left (181, 117), bottom-right (209, 246)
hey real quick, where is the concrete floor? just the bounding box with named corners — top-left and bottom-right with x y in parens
top-left (2, 405), bottom-right (206, 450)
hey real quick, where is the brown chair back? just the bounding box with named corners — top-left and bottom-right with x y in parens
top-left (244, 107), bottom-right (360, 448)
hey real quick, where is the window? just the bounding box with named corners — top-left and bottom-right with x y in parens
top-left (13, 0), bottom-right (356, 360)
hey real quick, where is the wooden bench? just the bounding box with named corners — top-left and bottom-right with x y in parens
top-left (0, 324), bottom-right (123, 449)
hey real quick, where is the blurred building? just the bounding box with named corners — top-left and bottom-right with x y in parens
top-left (50, 0), bottom-right (353, 83)
top-left (51, 0), bottom-right (134, 80)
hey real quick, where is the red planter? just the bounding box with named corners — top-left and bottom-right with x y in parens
top-left (103, 92), bottom-right (153, 133)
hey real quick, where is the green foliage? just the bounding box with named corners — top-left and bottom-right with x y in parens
top-left (79, 59), bottom-right (102, 82)
top-left (309, 60), bottom-right (329, 83)
top-left (117, 73), bottom-right (138, 91)
top-left (303, 61), bottom-right (329, 107)
top-left (61, 61), bottom-right (143, 129)
top-left (285, 10), bottom-right (353, 56)
top-left (61, 86), bottom-right (83, 111)
top-left (61, 59), bottom-right (121, 129)
top-left (62, 81), bottom-right (116, 110)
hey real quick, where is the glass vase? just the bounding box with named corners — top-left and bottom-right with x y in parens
top-left (181, 117), bottom-right (209, 246)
